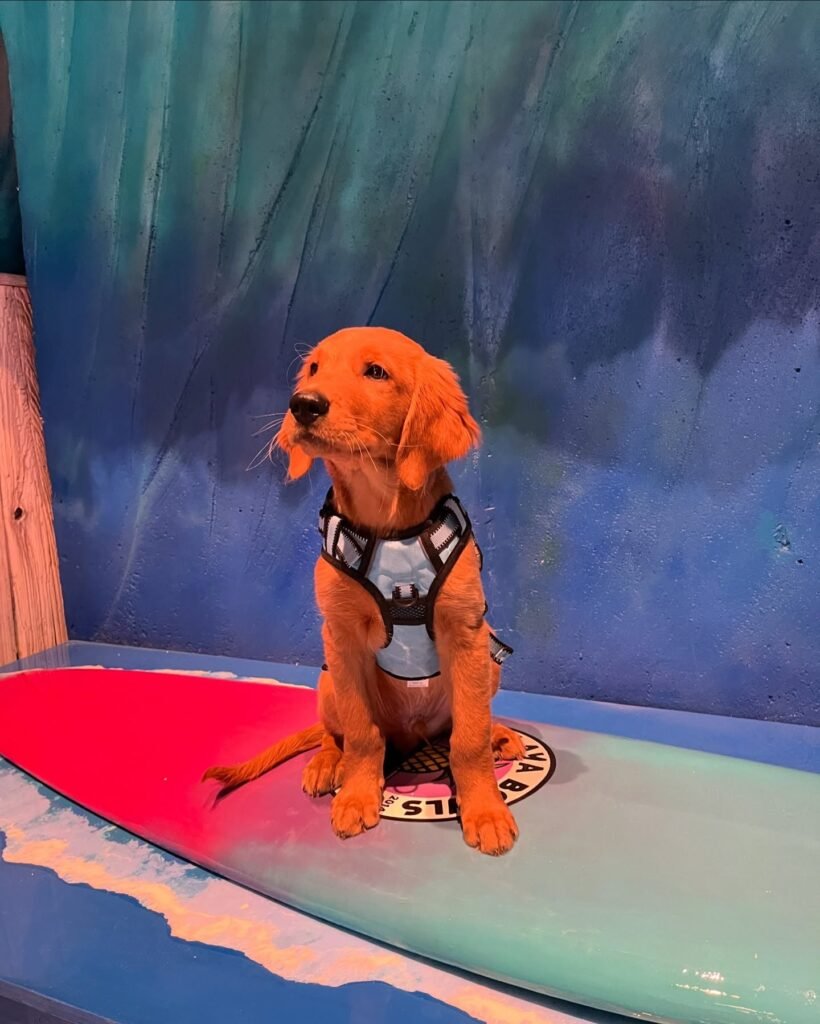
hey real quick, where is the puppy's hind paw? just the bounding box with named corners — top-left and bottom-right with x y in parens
top-left (302, 749), bottom-right (343, 797)
top-left (491, 722), bottom-right (527, 762)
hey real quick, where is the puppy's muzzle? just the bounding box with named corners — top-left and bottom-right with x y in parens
top-left (290, 391), bottom-right (330, 427)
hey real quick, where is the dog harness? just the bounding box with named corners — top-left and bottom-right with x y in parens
top-left (318, 490), bottom-right (513, 682)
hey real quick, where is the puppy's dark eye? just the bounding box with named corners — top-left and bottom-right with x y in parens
top-left (308, 362), bottom-right (318, 377)
top-left (364, 364), bottom-right (389, 380)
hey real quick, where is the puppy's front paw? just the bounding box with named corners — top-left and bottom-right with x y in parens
top-left (331, 784), bottom-right (382, 839)
top-left (460, 794), bottom-right (519, 856)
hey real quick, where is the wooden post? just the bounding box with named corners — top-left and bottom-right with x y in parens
top-left (0, 272), bottom-right (67, 664)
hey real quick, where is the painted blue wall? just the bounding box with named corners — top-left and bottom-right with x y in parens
top-left (1, 1), bottom-right (817, 724)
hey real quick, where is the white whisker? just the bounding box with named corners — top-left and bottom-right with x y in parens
top-left (252, 416), bottom-right (286, 438)
top-left (347, 416), bottom-right (423, 450)
top-left (286, 353), bottom-right (305, 380)
top-left (246, 437), bottom-right (276, 472)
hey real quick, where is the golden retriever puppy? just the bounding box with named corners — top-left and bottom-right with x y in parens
top-left (205, 327), bottom-right (523, 855)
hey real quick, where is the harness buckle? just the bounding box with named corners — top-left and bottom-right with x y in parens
top-left (389, 583), bottom-right (428, 625)
top-left (392, 583), bottom-right (420, 606)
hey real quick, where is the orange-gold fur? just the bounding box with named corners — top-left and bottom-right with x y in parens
top-left (204, 327), bottom-right (524, 855)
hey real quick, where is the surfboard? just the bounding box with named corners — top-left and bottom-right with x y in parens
top-left (0, 667), bottom-right (817, 1024)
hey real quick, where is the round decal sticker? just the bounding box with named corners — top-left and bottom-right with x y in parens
top-left (379, 729), bottom-right (555, 822)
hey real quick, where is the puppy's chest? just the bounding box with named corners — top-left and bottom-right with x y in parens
top-left (378, 671), bottom-right (452, 739)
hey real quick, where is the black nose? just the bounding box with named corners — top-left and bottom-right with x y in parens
top-left (289, 391), bottom-right (330, 427)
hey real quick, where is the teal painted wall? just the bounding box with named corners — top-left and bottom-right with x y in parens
top-left (1, 1), bottom-right (818, 723)
top-left (0, 28), bottom-right (23, 274)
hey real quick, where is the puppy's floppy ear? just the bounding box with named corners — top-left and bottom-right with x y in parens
top-left (274, 421), bottom-right (314, 481)
top-left (274, 358), bottom-right (315, 481)
top-left (396, 355), bottom-right (480, 491)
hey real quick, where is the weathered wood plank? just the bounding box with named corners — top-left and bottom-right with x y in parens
top-left (0, 475), bottom-right (14, 662)
top-left (0, 273), bottom-right (66, 662)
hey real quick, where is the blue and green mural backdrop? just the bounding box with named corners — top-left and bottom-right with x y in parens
top-left (0, 29), bottom-right (22, 274)
top-left (1, 1), bottom-right (817, 723)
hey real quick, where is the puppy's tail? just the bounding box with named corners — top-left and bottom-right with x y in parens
top-left (202, 723), bottom-right (325, 790)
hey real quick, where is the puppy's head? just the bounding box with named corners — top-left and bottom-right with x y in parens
top-left (275, 327), bottom-right (480, 491)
